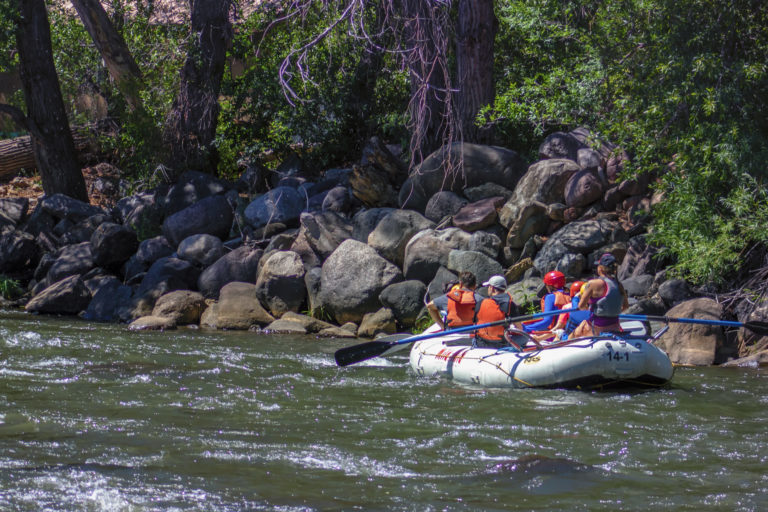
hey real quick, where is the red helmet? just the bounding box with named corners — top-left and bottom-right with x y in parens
top-left (543, 270), bottom-right (566, 288)
top-left (569, 280), bottom-right (585, 296)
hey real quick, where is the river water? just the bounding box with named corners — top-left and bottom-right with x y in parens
top-left (0, 311), bottom-right (766, 511)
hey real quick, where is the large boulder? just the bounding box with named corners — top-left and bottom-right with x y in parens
top-left (424, 191), bottom-right (468, 223)
top-left (243, 186), bottom-right (305, 229)
top-left (113, 192), bottom-right (164, 240)
top-left (90, 222), bottom-right (139, 270)
top-left (319, 239), bottom-right (403, 324)
top-left (538, 131), bottom-right (585, 161)
top-left (255, 250), bottom-right (306, 317)
top-left (159, 170), bottom-right (232, 216)
top-left (736, 303), bottom-right (768, 358)
top-left (0, 197), bottom-right (29, 227)
top-left (82, 278), bottom-right (133, 322)
top-left (367, 210), bottom-right (435, 267)
top-left (45, 241), bottom-right (95, 285)
top-left (564, 169), bottom-right (604, 207)
top-left (618, 234), bottom-right (667, 280)
top-left (452, 196), bottom-right (504, 232)
top-left (532, 219), bottom-right (619, 273)
top-left (446, 249), bottom-right (504, 286)
top-left (0, 229), bottom-right (39, 277)
top-left (399, 142), bottom-right (528, 212)
top-left (151, 290), bottom-right (207, 325)
top-left (379, 280), bottom-right (428, 327)
top-left (297, 211), bottom-right (353, 259)
top-left (25, 275), bottom-right (91, 315)
top-left (161, 193), bottom-right (234, 247)
top-left (130, 257), bottom-right (201, 319)
top-left (39, 193), bottom-right (105, 223)
top-left (357, 308), bottom-right (397, 338)
top-left (177, 234), bottom-right (224, 267)
top-left (197, 245), bottom-right (263, 299)
top-left (351, 207), bottom-right (396, 242)
top-left (215, 281), bottom-right (275, 329)
top-left (402, 228), bottom-right (472, 283)
top-left (656, 298), bottom-right (736, 365)
top-left (498, 158), bottom-right (581, 229)
top-left (505, 201), bottom-right (549, 249)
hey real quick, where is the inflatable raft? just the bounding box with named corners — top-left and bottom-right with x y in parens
top-left (408, 321), bottom-right (674, 390)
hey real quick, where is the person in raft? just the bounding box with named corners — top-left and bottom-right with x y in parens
top-left (521, 270), bottom-right (571, 334)
top-left (474, 275), bottom-right (521, 349)
top-left (426, 271), bottom-right (484, 330)
top-left (572, 253), bottom-right (629, 337)
top-left (532, 279), bottom-right (589, 342)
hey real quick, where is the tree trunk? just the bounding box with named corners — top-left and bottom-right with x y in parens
top-left (70, 0), bottom-right (145, 112)
top-left (163, 0), bottom-right (232, 179)
top-left (402, 0), bottom-right (452, 164)
top-left (15, 0), bottom-right (88, 202)
top-left (456, 0), bottom-right (497, 144)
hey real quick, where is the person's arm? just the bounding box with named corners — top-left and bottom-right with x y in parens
top-left (522, 294), bottom-right (557, 332)
top-left (578, 281), bottom-right (595, 310)
top-left (426, 301), bottom-right (444, 329)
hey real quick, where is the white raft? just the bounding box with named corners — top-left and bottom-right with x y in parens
top-left (408, 321), bottom-right (674, 390)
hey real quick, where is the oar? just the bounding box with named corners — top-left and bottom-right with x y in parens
top-left (619, 314), bottom-right (768, 336)
top-left (334, 308), bottom-right (577, 367)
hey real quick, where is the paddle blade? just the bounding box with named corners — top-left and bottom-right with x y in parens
top-left (744, 321), bottom-right (768, 337)
top-left (334, 340), bottom-right (394, 367)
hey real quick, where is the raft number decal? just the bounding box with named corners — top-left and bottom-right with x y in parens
top-left (522, 355), bottom-right (541, 364)
top-left (606, 351), bottom-right (630, 361)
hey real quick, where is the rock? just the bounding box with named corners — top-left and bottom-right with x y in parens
top-left (468, 230), bottom-right (502, 259)
top-left (564, 169), bottom-right (604, 208)
top-left (177, 234), bottom-right (224, 267)
top-left (720, 350), bottom-right (768, 367)
top-left (736, 303), bottom-right (768, 358)
top-left (452, 196), bottom-right (505, 232)
top-left (0, 229), bottom-right (39, 277)
top-left (505, 257), bottom-right (533, 285)
top-left (532, 219), bottom-right (618, 273)
top-left (577, 148), bottom-right (602, 170)
top-left (197, 245), bottom-right (263, 299)
top-left (90, 222), bottom-right (139, 269)
top-left (402, 228), bottom-right (472, 283)
top-left (379, 280), bottom-right (428, 327)
top-left (316, 326), bottom-right (357, 338)
top-left (25, 275), bottom-right (91, 315)
top-left (236, 161), bottom-right (269, 194)
top-left (263, 319), bottom-right (308, 334)
top-left (151, 290), bottom-right (207, 325)
top-left (82, 279), bottom-right (133, 322)
top-left (505, 201), bottom-right (549, 249)
top-left (446, 249), bottom-right (504, 286)
top-left (349, 164), bottom-right (398, 207)
top-left (40, 193), bottom-right (105, 223)
top-left (426, 266), bottom-right (458, 302)
top-left (200, 302), bottom-right (219, 328)
top-left (618, 235), bottom-right (668, 280)
top-left (358, 308), bottom-right (397, 338)
top-left (507, 277), bottom-right (544, 312)
top-left (280, 311), bottom-right (335, 333)
top-left (623, 296), bottom-right (667, 316)
top-left (160, 170), bottom-right (232, 215)
top-left (658, 279), bottom-right (692, 307)
top-left (321, 185), bottom-right (351, 213)
top-left (298, 211), bottom-right (353, 259)
top-left (303, 266), bottom-right (323, 316)
top-left (538, 131), bottom-right (585, 161)
top-left (319, 239), bottom-right (403, 324)
top-left (216, 281), bottom-right (275, 329)
top-left (131, 257), bottom-right (201, 318)
top-left (399, 142), bottom-right (528, 212)
top-left (255, 251), bottom-right (306, 317)
top-left (352, 207), bottom-right (396, 242)
top-left (367, 209), bottom-right (435, 266)
top-left (0, 197), bottom-right (29, 227)
top-left (424, 191), bottom-right (468, 223)
top-left (360, 136), bottom-right (407, 182)
top-left (162, 194), bottom-right (234, 247)
top-left (499, 159), bottom-right (580, 229)
top-left (463, 183), bottom-right (514, 202)
top-left (622, 274), bottom-right (654, 297)
top-left (128, 316), bottom-right (177, 331)
top-left (243, 186), bottom-right (305, 229)
top-left (656, 298), bottom-right (735, 366)
top-left (46, 241), bottom-right (95, 285)
top-left (289, 228), bottom-right (322, 271)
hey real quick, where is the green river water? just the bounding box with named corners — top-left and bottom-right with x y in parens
top-left (0, 310), bottom-right (766, 511)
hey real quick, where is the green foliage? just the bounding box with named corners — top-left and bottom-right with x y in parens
top-left (491, 0), bottom-right (768, 285)
top-left (0, 274), bottom-right (21, 300)
top-left (411, 312), bottom-right (434, 334)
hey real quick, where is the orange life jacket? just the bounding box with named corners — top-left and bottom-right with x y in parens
top-left (476, 293), bottom-right (515, 341)
top-left (445, 288), bottom-right (477, 327)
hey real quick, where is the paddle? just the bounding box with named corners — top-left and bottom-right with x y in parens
top-left (334, 308), bottom-right (577, 367)
top-left (619, 314), bottom-right (768, 336)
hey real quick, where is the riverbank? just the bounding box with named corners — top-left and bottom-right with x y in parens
top-left (1, 130), bottom-right (766, 367)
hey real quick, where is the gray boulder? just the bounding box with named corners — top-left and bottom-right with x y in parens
top-left (538, 131), bottom-right (585, 161)
top-left (424, 191), bottom-right (468, 223)
top-left (46, 242), bottom-right (95, 285)
top-left (499, 158), bottom-right (581, 229)
top-left (505, 201), bottom-right (549, 249)
top-left (402, 228), bottom-right (472, 283)
top-left (463, 183), bottom-right (514, 202)
top-left (160, 170), bottom-right (232, 216)
top-left (658, 279), bottom-right (692, 307)
top-left (564, 169), bottom-right (604, 208)
top-left (25, 275), bottom-right (91, 315)
top-left (215, 281), bottom-right (275, 329)
top-left (368, 209), bottom-right (435, 266)
top-left (352, 207), bottom-right (396, 242)
top-left (379, 280), bottom-right (428, 327)
top-left (533, 219), bottom-right (618, 273)
top-left (656, 298), bottom-right (735, 366)
top-left (0, 229), bottom-right (39, 276)
top-left (426, 267), bottom-right (458, 302)
top-left (298, 211), bottom-right (353, 259)
top-left (151, 290), bottom-right (207, 325)
top-left (90, 222), bottom-right (139, 269)
top-left (197, 245), bottom-right (263, 299)
top-left (622, 274), bottom-right (654, 298)
top-left (468, 230), bottom-right (502, 260)
top-left (358, 308), bottom-right (397, 338)
top-left (40, 193), bottom-right (105, 223)
top-left (319, 239), bottom-right (403, 324)
top-left (177, 234), bottom-right (224, 267)
top-left (113, 192), bottom-right (164, 240)
top-left (162, 194), bottom-right (234, 247)
top-left (131, 257), bottom-right (201, 318)
top-left (255, 250), bottom-right (306, 317)
top-left (399, 142), bottom-right (528, 212)
top-left (446, 249), bottom-right (504, 286)
top-left (243, 186), bottom-right (305, 229)
top-left (82, 278), bottom-right (133, 322)
top-left (0, 197), bottom-right (29, 227)
top-left (321, 185), bottom-right (351, 213)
